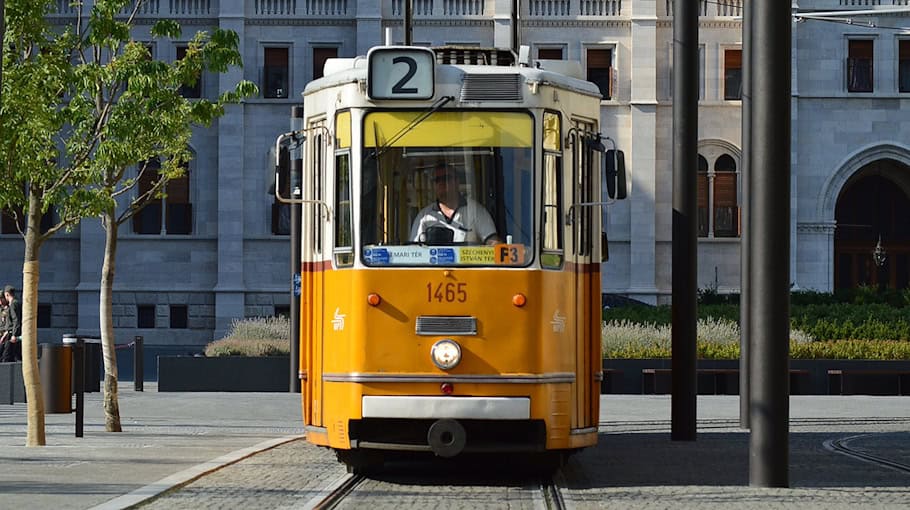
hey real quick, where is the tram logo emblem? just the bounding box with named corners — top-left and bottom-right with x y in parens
top-left (551, 310), bottom-right (566, 333)
top-left (332, 308), bottom-right (346, 331)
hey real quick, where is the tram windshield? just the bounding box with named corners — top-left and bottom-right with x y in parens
top-left (361, 111), bottom-right (533, 267)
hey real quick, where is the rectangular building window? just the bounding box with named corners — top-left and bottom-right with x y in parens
top-left (263, 47), bottom-right (289, 98)
top-left (587, 48), bottom-right (613, 100)
top-left (1, 207), bottom-right (57, 234)
top-left (37, 304), bottom-right (52, 329)
top-left (176, 45), bottom-right (202, 98)
top-left (724, 49), bottom-right (742, 100)
top-left (538, 47), bottom-right (564, 60)
top-left (165, 163), bottom-right (192, 234)
top-left (847, 39), bottom-right (873, 92)
top-left (132, 158), bottom-right (193, 235)
top-left (313, 47), bottom-right (338, 81)
top-left (170, 305), bottom-right (188, 329)
top-left (137, 305), bottom-right (156, 329)
top-left (900, 40), bottom-right (910, 93)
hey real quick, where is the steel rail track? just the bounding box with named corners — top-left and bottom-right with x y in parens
top-left (540, 479), bottom-right (568, 510)
top-left (301, 473), bottom-right (367, 510)
top-left (824, 433), bottom-right (910, 475)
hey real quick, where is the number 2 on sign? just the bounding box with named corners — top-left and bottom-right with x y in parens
top-left (427, 282), bottom-right (468, 303)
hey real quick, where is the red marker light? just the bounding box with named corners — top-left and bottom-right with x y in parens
top-left (440, 382), bottom-right (454, 395)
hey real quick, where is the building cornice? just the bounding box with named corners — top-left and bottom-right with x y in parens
top-left (523, 19), bottom-right (629, 29)
top-left (797, 222), bottom-right (837, 234)
top-left (247, 18), bottom-right (356, 27)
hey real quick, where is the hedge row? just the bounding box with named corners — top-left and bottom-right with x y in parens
top-left (603, 302), bottom-right (910, 342)
top-left (602, 319), bottom-right (910, 359)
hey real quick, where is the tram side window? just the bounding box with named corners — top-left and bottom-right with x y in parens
top-left (334, 153), bottom-right (353, 266)
top-left (541, 152), bottom-right (564, 268)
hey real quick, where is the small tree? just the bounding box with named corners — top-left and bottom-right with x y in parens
top-left (1, 0), bottom-right (104, 446)
top-left (68, 1), bottom-right (256, 432)
top-left (1, 1), bottom-right (255, 444)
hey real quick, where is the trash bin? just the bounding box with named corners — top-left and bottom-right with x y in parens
top-left (39, 343), bottom-right (72, 414)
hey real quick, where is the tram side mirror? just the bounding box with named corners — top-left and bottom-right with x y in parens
top-left (272, 146), bottom-right (290, 198)
top-left (605, 149), bottom-right (628, 200)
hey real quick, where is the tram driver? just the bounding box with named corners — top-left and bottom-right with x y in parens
top-left (410, 163), bottom-right (500, 246)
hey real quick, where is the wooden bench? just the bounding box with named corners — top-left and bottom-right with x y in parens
top-left (642, 368), bottom-right (811, 395)
top-left (827, 369), bottom-right (910, 396)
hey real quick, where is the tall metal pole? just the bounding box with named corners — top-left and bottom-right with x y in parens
top-left (404, 0), bottom-right (413, 46)
top-left (749, 0), bottom-right (791, 488)
top-left (511, 0), bottom-right (519, 54)
top-left (671, 0), bottom-right (698, 441)
top-left (289, 106), bottom-right (304, 393)
top-left (739, 0), bottom-right (753, 430)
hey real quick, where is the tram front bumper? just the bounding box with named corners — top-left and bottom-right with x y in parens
top-left (361, 396), bottom-right (530, 420)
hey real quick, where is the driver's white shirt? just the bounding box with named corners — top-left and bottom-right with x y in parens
top-left (410, 196), bottom-right (497, 244)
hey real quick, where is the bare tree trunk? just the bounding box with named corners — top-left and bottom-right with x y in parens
top-left (23, 192), bottom-right (45, 446)
top-left (100, 208), bottom-right (122, 432)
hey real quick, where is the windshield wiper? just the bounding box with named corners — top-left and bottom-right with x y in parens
top-left (373, 96), bottom-right (455, 159)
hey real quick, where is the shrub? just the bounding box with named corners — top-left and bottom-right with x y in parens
top-left (205, 316), bottom-right (290, 357)
top-left (601, 318), bottom-right (831, 360)
top-left (604, 299), bottom-right (910, 342)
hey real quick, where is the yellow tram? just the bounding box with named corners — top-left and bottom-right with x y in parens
top-left (276, 46), bottom-right (628, 472)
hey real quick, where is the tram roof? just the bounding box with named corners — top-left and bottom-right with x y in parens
top-left (302, 47), bottom-right (602, 101)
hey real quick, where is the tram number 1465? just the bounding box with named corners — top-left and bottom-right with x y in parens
top-left (427, 282), bottom-right (468, 303)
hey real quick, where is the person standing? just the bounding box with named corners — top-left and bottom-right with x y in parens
top-left (0, 293), bottom-right (9, 362)
top-left (0, 285), bottom-right (21, 362)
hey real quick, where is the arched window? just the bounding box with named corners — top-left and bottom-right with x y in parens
top-left (713, 154), bottom-right (738, 237)
top-left (696, 145), bottom-right (741, 238)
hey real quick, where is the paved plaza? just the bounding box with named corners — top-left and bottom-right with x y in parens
top-left (0, 387), bottom-right (908, 509)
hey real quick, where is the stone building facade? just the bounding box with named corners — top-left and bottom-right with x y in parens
top-left (2, 0), bottom-right (908, 346)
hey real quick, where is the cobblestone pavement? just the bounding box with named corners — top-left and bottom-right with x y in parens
top-left (2, 392), bottom-right (909, 509)
top-left (138, 398), bottom-right (910, 510)
top-left (0, 385), bottom-right (303, 510)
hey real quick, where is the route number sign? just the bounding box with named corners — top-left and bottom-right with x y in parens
top-left (367, 47), bottom-right (435, 100)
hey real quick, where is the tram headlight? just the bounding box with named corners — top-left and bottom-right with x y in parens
top-left (430, 339), bottom-right (462, 371)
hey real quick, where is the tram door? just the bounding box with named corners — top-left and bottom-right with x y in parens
top-left (304, 118), bottom-right (328, 427)
top-left (571, 120), bottom-right (597, 429)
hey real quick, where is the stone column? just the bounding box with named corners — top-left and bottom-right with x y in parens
top-left (493, 0), bottom-right (515, 50)
top-left (214, 0), bottom-right (247, 339)
top-left (628, 0), bottom-right (659, 303)
top-left (357, 1), bottom-right (382, 55)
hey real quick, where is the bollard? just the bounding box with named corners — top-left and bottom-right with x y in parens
top-left (134, 335), bottom-right (144, 392)
top-left (72, 338), bottom-right (85, 438)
